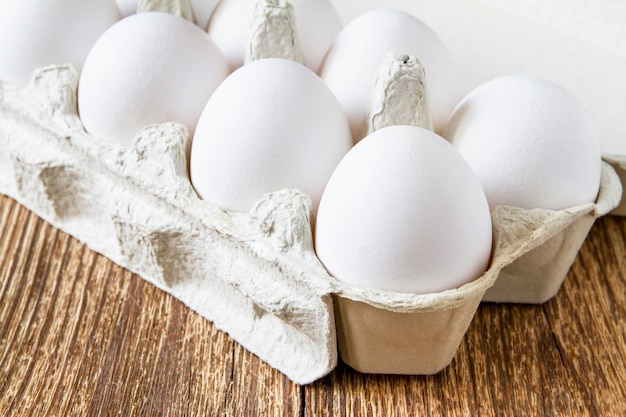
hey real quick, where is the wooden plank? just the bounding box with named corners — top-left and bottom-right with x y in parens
top-left (224, 343), bottom-right (302, 417)
top-left (1, 194), bottom-right (626, 416)
top-left (544, 216), bottom-right (626, 416)
top-left (0, 196), bottom-right (235, 416)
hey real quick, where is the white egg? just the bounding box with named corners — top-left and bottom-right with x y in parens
top-left (0, 0), bottom-right (120, 87)
top-left (443, 75), bottom-right (602, 211)
top-left (319, 8), bottom-right (460, 139)
top-left (190, 58), bottom-right (352, 213)
top-left (78, 12), bottom-right (228, 147)
top-left (315, 125), bottom-right (492, 294)
top-left (207, 0), bottom-right (342, 72)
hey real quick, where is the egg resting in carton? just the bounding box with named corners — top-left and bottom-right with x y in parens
top-left (0, 60), bottom-right (621, 382)
top-left (329, 52), bottom-right (621, 372)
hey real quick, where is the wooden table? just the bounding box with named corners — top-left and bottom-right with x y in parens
top-left (1, 193), bottom-right (625, 416)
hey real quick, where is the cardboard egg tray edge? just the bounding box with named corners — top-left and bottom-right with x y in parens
top-left (603, 154), bottom-right (626, 216)
top-left (0, 65), bottom-right (622, 383)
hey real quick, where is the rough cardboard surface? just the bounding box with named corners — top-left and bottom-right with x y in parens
top-left (359, 53), bottom-right (432, 141)
top-left (0, 65), bottom-right (337, 385)
top-left (603, 155), bottom-right (626, 216)
top-left (334, 293), bottom-right (484, 374)
top-left (333, 256), bottom-right (498, 374)
top-left (247, 0), bottom-right (303, 64)
top-left (137, 0), bottom-right (196, 22)
top-left (0, 64), bottom-right (621, 381)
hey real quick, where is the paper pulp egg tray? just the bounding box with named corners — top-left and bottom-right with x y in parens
top-left (0, 65), bottom-right (621, 384)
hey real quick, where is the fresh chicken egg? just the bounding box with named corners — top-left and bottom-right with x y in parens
top-left (315, 125), bottom-right (492, 294)
top-left (0, 0), bottom-right (120, 87)
top-left (444, 74), bottom-right (602, 211)
top-left (78, 12), bottom-right (228, 147)
top-left (319, 8), bottom-right (460, 139)
top-left (190, 58), bottom-right (352, 213)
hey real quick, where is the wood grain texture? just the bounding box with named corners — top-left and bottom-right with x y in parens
top-left (1, 193), bottom-right (625, 416)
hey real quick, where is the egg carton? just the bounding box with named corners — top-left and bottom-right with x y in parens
top-left (0, 65), bottom-right (621, 384)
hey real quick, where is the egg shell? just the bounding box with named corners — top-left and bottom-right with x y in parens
top-left (444, 74), bottom-right (602, 211)
top-left (0, 0), bottom-right (120, 87)
top-left (77, 12), bottom-right (228, 147)
top-left (189, 58), bottom-right (352, 213)
top-left (207, 0), bottom-right (342, 72)
top-left (315, 125), bottom-right (492, 294)
top-left (319, 8), bottom-right (460, 138)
